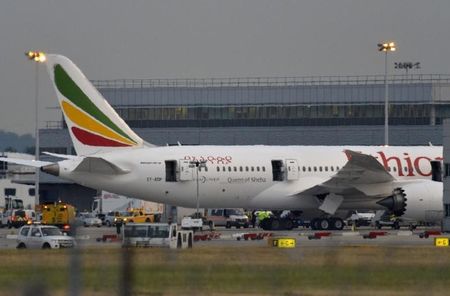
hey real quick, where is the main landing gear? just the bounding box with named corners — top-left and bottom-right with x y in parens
top-left (310, 217), bottom-right (344, 230)
top-left (259, 216), bottom-right (296, 231)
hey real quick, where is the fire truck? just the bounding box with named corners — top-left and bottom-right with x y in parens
top-left (40, 202), bottom-right (76, 233)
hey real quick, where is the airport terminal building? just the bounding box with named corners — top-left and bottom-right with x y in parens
top-left (32, 73), bottom-right (450, 207)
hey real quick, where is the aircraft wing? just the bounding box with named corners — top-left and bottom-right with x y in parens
top-left (296, 150), bottom-right (394, 198)
top-left (0, 157), bottom-right (54, 168)
top-left (42, 152), bottom-right (79, 160)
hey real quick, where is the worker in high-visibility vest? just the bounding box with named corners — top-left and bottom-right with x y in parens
top-left (257, 211), bottom-right (271, 228)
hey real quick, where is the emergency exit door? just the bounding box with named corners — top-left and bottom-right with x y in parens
top-left (179, 160), bottom-right (194, 181)
top-left (286, 159), bottom-right (299, 181)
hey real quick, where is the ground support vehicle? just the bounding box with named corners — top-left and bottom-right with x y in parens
top-left (122, 223), bottom-right (193, 249)
top-left (9, 209), bottom-right (36, 228)
top-left (205, 209), bottom-right (249, 229)
top-left (40, 202), bottom-right (76, 233)
top-left (181, 216), bottom-right (204, 232)
top-left (78, 212), bottom-right (102, 227)
top-left (16, 224), bottom-right (76, 249)
top-left (0, 197), bottom-right (25, 228)
top-left (114, 209), bottom-right (158, 225)
top-left (104, 211), bottom-right (120, 227)
top-left (346, 212), bottom-right (375, 227)
top-left (92, 191), bottom-right (163, 225)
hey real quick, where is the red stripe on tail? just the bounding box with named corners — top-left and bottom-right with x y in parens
top-left (72, 127), bottom-right (131, 147)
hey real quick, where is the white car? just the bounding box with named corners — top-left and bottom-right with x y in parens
top-left (78, 212), bottom-right (102, 227)
top-left (16, 224), bottom-right (76, 249)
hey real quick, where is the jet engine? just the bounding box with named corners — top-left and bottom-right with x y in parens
top-left (377, 181), bottom-right (443, 223)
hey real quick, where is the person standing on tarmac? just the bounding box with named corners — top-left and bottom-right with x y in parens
top-left (251, 210), bottom-right (256, 228)
top-left (116, 219), bottom-right (123, 235)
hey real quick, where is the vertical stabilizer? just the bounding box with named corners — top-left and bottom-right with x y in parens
top-left (45, 55), bottom-right (146, 155)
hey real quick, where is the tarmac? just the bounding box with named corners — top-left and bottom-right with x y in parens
top-left (1, 225), bottom-right (448, 249)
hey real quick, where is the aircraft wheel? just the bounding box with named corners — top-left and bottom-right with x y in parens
top-left (311, 219), bottom-right (319, 230)
top-left (271, 219), bottom-right (280, 230)
top-left (319, 218), bottom-right (330, 230)
top-left (284, 219), bottom-right (294, 230)
top-left (332, 218), bottom-right (344, 230)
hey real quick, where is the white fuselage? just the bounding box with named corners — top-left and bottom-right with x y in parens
top-left (58, 145), bottom-right (442, 212)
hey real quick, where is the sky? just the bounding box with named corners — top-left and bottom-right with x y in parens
top-left (1, 0), bottom-right (450, 136)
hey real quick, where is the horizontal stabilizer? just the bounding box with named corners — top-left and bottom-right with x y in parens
top-left (0, 157), bottom-right (53, 168)
top-left (74, 157), bottom-right (130, 175)
top-left (42, 152), bottom-right (79, 160)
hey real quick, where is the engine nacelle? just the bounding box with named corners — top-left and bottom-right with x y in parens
top-left (377, 181), bottom-right (443, 223)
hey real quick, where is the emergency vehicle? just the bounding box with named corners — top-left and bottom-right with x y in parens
top-left (40, 202), bottom-right (76, 233)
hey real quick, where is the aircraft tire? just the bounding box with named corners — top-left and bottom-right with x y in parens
top-left (271, 219), bottom-right (280, 230)
top-left (283, 219), bottom-right (294, 230)
top-left (332, 218), bottom-right (344, 230)
top-left (319, 218), bottom-right (330, 230)
top-left (311, 218), bottom-right (319, 230)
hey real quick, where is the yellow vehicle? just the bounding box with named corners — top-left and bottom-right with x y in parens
top-left (114, 209), bottom-right (158, 225)
top-left (40, 202), bottom-right (76, 232)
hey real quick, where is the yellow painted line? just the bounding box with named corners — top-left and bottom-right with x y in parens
top-left (61, 101), bottom-right (135, 146)
top-left (434, 237), bottom-right (449, 247)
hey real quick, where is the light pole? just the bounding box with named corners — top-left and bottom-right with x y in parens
top-left (25, 51), bottom-right (46, 205)
top-left (377, 42), bottom-right (396, 146)
top-left (190, 160), bottom-right (207, 217)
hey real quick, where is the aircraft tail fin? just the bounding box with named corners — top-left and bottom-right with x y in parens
top-left (45, 54), bottom-right (149, 156)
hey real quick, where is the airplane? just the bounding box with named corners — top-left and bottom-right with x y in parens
top-left (0, 54), bottom-right (444, 230)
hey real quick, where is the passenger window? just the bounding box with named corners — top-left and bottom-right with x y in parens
top-left (222, 167), bottom-right (226, 172)
top-left (20, 227), bottom-right (30, 236)
top-left (216, 167), bottom-right (220, 172)
top-left (308, 167), bottom-right (311, 172)
top-left (245, 167), bottom-right (249, 172)
top-left (262, 167), bottom-right (266, 172)
top-left (313, 167), bottom-right (317, 172)
top-left (256, 167), bottom-right (260, 172)
top-left (319, 166), bottom-right (322, 172)
top-left (228, 167), bottom-right (232, 172)
top-left (325, 167), bottom-right (328, 172)
top-left (233, 167), bottom-right (237, 172)
top-left (251, 167), bottom-right (254, 172)
top-left (239, 166), bottom-right (243, 172)
top-left (31, 228), bottom-right (40, 237)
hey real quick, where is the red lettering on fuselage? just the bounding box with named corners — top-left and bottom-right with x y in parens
top-left (342, 150), bottom-right (441, 177)
top-left (403, 153), bottom-right (415, 177)
top-left (376, 152), bottom-right (404, 177)
top-left (414, 156), bottom-right (432, 176)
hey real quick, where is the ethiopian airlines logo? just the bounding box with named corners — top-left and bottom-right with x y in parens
top-left (54, 64), bottom-right (137, 147)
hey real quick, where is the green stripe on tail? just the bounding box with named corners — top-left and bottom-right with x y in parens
top-left (54, 64), bottom-right (136, 144)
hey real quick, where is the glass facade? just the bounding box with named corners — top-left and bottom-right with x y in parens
top-left (114, 104), bottom-right (433, 128)
top-left (82, 74), bottom-right (450, 129)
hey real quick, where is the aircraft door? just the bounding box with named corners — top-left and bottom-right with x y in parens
top-left (286, 159), bottom-right (299, 181)
top-left (179, 160), bottom-right (194, 181)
